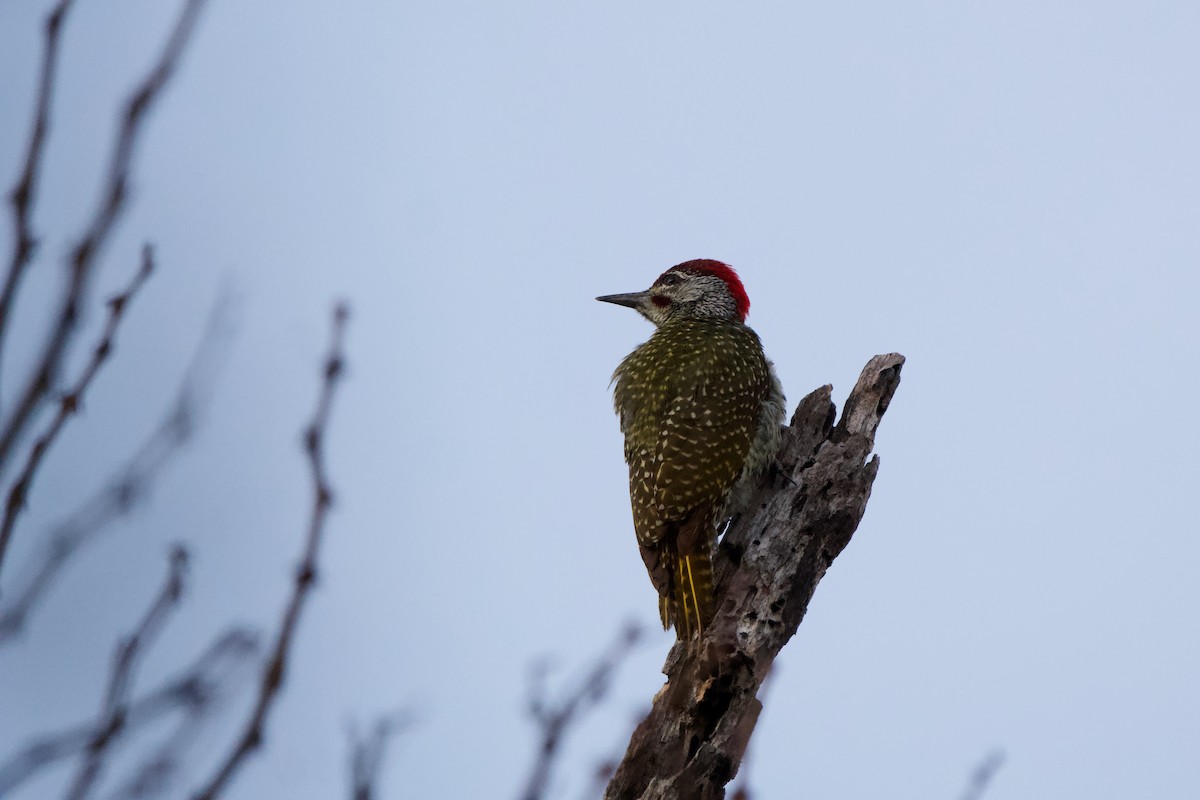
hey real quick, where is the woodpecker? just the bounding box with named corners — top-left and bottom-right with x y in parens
top-left (598, 259), bottom-right (785, 641)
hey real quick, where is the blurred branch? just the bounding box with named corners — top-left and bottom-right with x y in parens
top-left (605, 354), bottom-right (904, 800)
top-left (103, 703), bottom-right (207, 800)
top-left (102, 720), bottom-right (200, 800)
top-left (61, 544), bottom-right (189, 800)
top-left (0, 628), bottom-right (258, 796)
top-left (0, 245), bottom-right (154, 576)
top-left (519, 622), bottom-right (642, 800)
top-left (0, 293), bottom-right (233, 642)
top-left (579, 758), bottom-right (619, 800)
top-left (347, 711), bottom-right (414, 800)
top-left (959, 749), bottom-right (1005, 800)
top-left (574, 701), bottom-right (652, 800)
top-left (189, 302), bottom-right (350, 800)
top-left (101, 628), bottom-right (260, 800)
top-left (0, 0), bottom-right (77, 368)
top-left (0, 0), bottom-right (209, 472)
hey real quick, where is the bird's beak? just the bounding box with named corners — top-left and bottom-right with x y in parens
top-left (595, 291), bottom-right (649, 309)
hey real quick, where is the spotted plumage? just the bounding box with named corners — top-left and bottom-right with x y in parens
top-left (598, 260), bottom-right (785, 641)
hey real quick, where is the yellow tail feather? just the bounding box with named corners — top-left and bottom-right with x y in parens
top-left (669, 552), bottom-right (714, 641)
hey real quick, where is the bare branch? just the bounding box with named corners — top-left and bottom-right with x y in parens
top-left (0, 0), bottom-right (77, 370)
top-left (519, 622), bottom-right (643, 800)
top-left (0, 0), bottom-right (209, 472)
top-left (346, 712), bottom-right (415, 800)
top-left (605, 353), bottom-right (905, 800)
top-left (189, 302), bottom-right (350, 800)
top-left (0, 628), bottom-right (258, 796)
top-left (0, 245), bottom-right (154, 575)
top-left (958, 749), bottom-right (1005, 800)
top-left (60, 544), bottom-right (189, 800)
top-left (0, 293), bottom-right (233, 640)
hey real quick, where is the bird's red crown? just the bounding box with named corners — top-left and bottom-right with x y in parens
top-left (658, 259), bottom-right (751, 322)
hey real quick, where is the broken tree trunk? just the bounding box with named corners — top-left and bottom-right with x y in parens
top-left (605, 353), bottom-right (905, 800)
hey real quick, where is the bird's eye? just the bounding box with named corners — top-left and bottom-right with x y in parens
top-left (659, 273), bottom-right (681, 287)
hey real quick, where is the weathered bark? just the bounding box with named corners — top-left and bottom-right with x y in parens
top-left (605, 353), bottom-right (905, 800)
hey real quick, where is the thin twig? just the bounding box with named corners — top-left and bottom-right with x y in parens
top-left (0, 293), bottom-right (234, 642)
top-left (0, 0), bottom-right (77, 378)
top-left (0, 245), bottom-right (154, 576)
top-left (0, 628), bottom-right (258, 795)
top-left (347, 711), bottom-right (415, 800)
top-left (959, 749), bottom-right (1005, 800)
top-left (0, 0), bottom-right (209, 473)
top-left (519, 622), bottom-right (642, 800)
top-left (189, 302), bottom-right (350, 800)
top-left (61, 545), bottom-right (189, 800)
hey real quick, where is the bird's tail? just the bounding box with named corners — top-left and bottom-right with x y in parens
top-left (659, 550), bottom-right (715, 641)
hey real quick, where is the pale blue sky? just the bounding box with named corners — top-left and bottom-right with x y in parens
top-left (1, 2), bottom-right (1198, 798)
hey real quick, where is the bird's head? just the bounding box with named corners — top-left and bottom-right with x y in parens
top-left (596, 259), bottom-right (750, 326)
